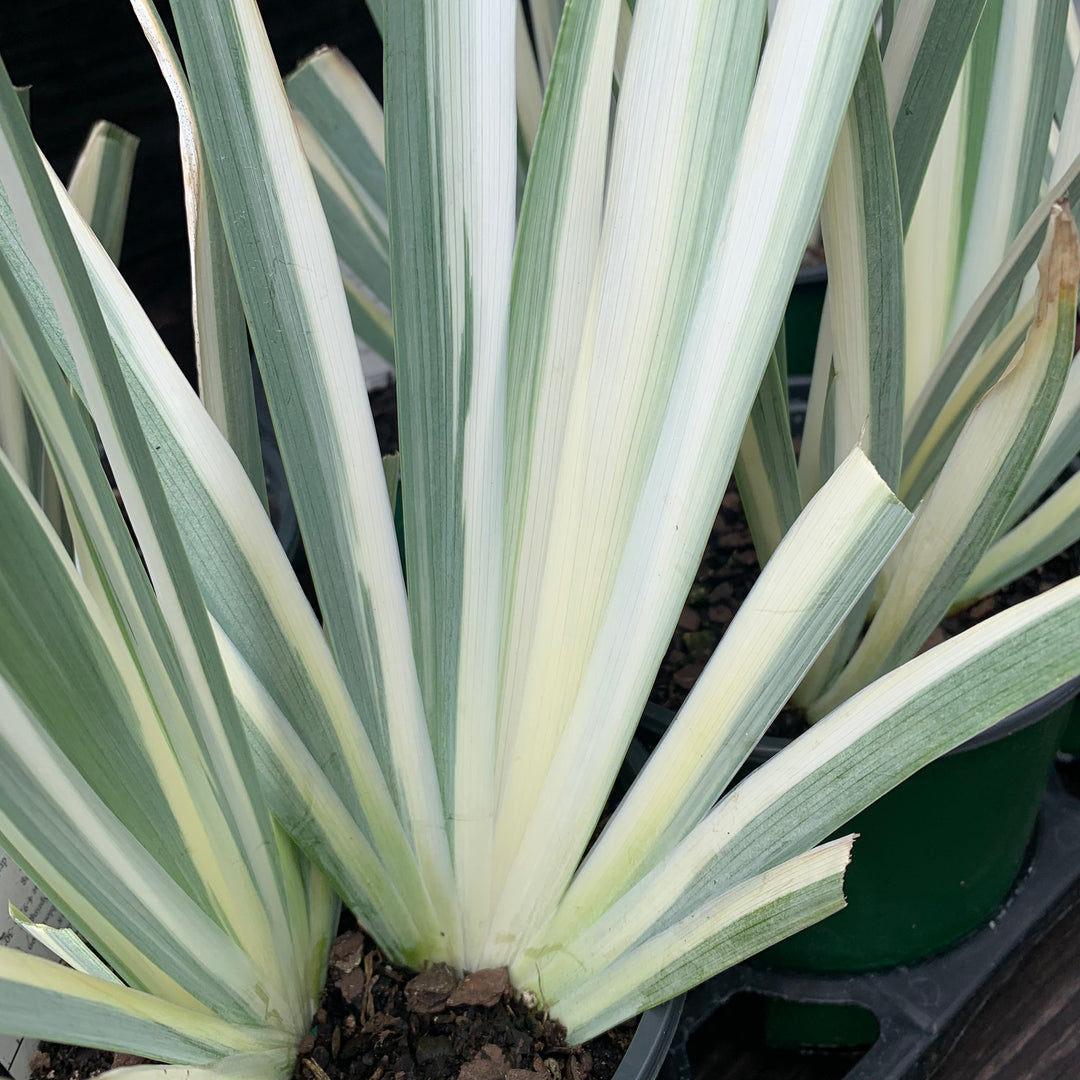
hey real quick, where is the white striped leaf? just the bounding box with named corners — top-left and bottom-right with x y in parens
top-left (498, 0), bottom-right (624, 829)
top-left (0, 59), bottom-right (302, 1017)
top-left (900, 295), bottom-right (1033, 505)
top-left (7, 907), bottom-right (123, 985)
top-left (0, 950), bottom-right (292, 1069)
top-left (1001, 353), bottom-right (1080, 529)
top-left (0, 341), bottom-right (31, 485)
top-left (293, 110), bottom-right (393, 357)
top-left (904, 148), bottom-right (1080, 461)
top-left (516, 3), bottom-right (544, 157)
top-left (900, 71), bottom-right (971, 413)
top-left (526, 571), bottom-right (1080, 1017)
top-left (552, 839), bottom-right (854, 1044)
top-left (881, 0), bottom-right (896, 50)
top-left (801, 35), bottom-right (904, 497)
top-left (486, 0), bottom-right (881, 965)
top-left (163, 0), bottom-right (458, 946)
top-left (811, 203), bottom-right (1078, 719)
top-left (0, 667), bottom-right (276, 1022)
top-left (48, 162), bottom-right (444, 958)
top-left (529, 0), bottom-right (565, 85)
top-left (286, 48), bottom-right (395, 364)
top-left (383, 0), bottom-right (516, 962)
top-left (0, 434), bottom-right (216, 928)
top-left (733, 348), bottom-right (802, 567)
top-left (494, 0), bottom-right (769, 907)
top-left (881, 0), bottom-right (988, 226)
top-left (947, 0), bottom-right (1069, 335)
top-left (0, 183), bottom-right (299, 996)
top-left (286, 48), bottom-right (387, 220)
top-left (95, 1055), bottom-right (296, 1080)
top-left (216, 627), bottom-right (444, 967)
top-left (132, 2), bottom-right (266, 519)
top-left (66, 122), bottom-right (137, 265)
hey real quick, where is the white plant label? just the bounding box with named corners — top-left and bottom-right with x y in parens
top-left (0, 848), bottom-right (65, 1080)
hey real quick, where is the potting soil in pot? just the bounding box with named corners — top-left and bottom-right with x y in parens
top-left (294, 923), bottom-right (635, 1080)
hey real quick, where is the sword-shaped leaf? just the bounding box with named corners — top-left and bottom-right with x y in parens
top-left (162, 0), bottom-right (457, 945)
top-left (486, 0), bottom-right (880, 965)
top-left (383, 0), bottom-right (516, 963)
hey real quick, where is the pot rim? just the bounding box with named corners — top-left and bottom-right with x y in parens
top-left (610, 994), bottom-right (684, 1080)
top-left (750, 671), bottom-right (1080, 763)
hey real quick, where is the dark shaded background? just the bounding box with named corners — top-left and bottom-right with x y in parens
top-left (0, 0), bottom-right (383, 381)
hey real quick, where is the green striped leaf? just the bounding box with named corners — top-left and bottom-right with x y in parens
top-left (812, 203), bottom-right (1078, 718)
top-left (947, 0), bottom-right (1069, 332)
top-left (286, 48), bottom-right (387, 220)
top-left (164, 0), bottom-right (457, 947)
top-left (8, 907), bottom-right (123, 985)
top-left (0, 426), bottom-right (213, 928)
top-left (803, 35), bottom-right (905, 495)
top-left (66, 122), bottom-right (137, 266)
top-left (516, 3), bottom-right (544, 157)
top-left (0, 950), bottom-right (291, 1069)
top-left (900, 295), bottom-right (1033, 505)
top-left (552, 840), bottom-right (853, 1043)
top-left (133, 2), bottom-right (266, 510)
top-left (1003, 354), bottom-right (1080, 527)
top-left (733, 349), bottom-right (802, 567)
top-left (0, 343), bottom-right (31, 486)
top-left (904, 147), bottom-right (1080, 460)
top-left (383, 0), bottom-right (516, 962)
top-left (881, 0), bottom-right (988, 226)
top-left (0, 665), bottom-right (274, 1022)
top-left (286, 48), bottom-right (395, 367)
top-left (956, 467), bottom-right (1080, 606)
top-left (0, 56), bottom-right (302, 1018)
top-left (498, 0), bottom-right (625, 850)
top-left (0, 173), bottom-right (296, 1009)
top-left (49, 161), bottom-right (443, 959)
top-left (529, 0), bottom-right (565, 84)
top-left (900, 72), bottom-right (970, 413)
top-left (293, 109), bottom-right (394, 364)
top-left (214, 625), bottom-right (442, 966)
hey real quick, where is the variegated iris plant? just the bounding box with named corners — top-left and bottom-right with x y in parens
top-left (2, 0), bottom-right (1080, 1075)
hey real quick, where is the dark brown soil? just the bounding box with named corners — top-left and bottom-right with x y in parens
top-left (293, 922), bottom-right (635, 1080)
top-left (27, 1048), bottom-right (145, 1080)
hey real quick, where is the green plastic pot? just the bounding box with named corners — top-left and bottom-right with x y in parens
top-left (783, 264), bottom-right (826, 377)
top-left (757, 676), bottom-right (1078, 976)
